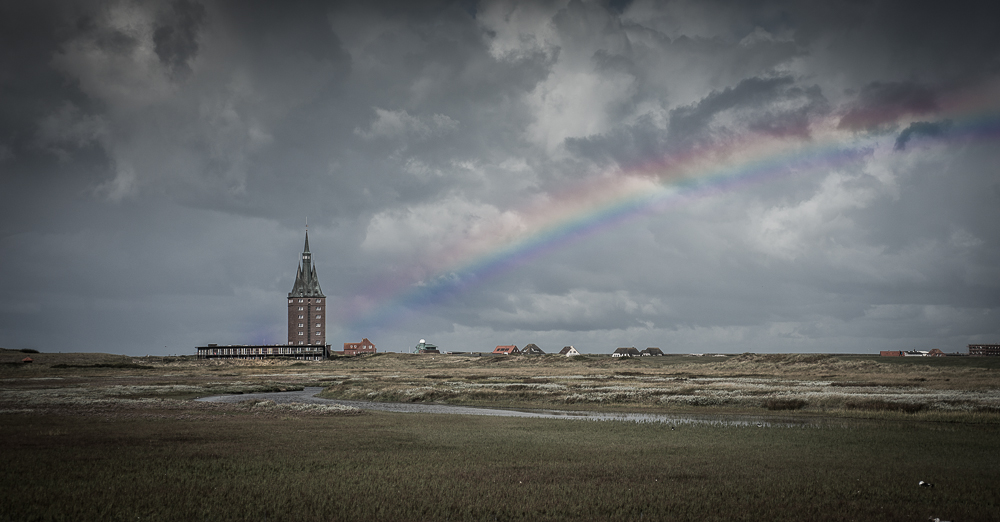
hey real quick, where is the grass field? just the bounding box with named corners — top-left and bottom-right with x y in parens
top-left (2, 348), bottom-right (999, 520)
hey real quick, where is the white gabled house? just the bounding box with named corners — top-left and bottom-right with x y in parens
top-left (559, 346), bottom-right (581, 357)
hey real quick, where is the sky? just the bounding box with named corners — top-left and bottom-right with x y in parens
top-left (1, 0), bottom-right (999, 356)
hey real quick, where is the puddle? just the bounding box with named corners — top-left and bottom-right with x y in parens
top-left (196, 387), bottom-right (836, 428)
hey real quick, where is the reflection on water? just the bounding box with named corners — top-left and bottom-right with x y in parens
top-left (196, 387), bottom-right (844, 428)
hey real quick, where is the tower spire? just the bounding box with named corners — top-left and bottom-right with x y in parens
top-left (287, 228), bottom-right (326, 347)
top-left (288, 228), bottom-right (323, 298)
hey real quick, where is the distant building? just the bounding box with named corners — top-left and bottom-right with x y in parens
top-left (612, 347), bottom-right (641, 357)
top-left (288, 230), bottom-right (326, 346)
top-left (493, 345), bottom-right (520, 355)
top-left (521, 344), bottom-right (545, 355)
top-left (883, 349), bottom-right (950, 357)
top-left (559, 346), bottom-right (581, 357)
top-left (969, 344), bottom-right (1000, 356)
top-left (343, 338), bottom-right (376, 356)
top-left (641, 347), bottom-right (663, 356)
top-left (415, 339), bottom-right (440, 354)
top-left (196, 230), bottom-right (329, 361)
top-left (196, 344), bottom-right (326, 361)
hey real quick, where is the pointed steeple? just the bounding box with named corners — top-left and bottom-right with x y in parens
top-left (289, 229), bottom-right (324, 298)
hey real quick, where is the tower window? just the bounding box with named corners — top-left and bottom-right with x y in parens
top-left (299, 315), bottom-right (304, 319)
top-left (298, 299), bottom-right (304, 303)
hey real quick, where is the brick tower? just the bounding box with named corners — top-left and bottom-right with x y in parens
top-left (288, 230), bottom-right (326, 345)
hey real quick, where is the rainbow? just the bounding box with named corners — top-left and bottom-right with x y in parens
top-left (344, 98), bottom-right (1000, 333)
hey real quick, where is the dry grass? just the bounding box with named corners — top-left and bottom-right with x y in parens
top-left (3, 350), bottom-right (999, 421)
top-left (2, 349), bottom-right (999, 520)
top-left (2, 405), bottom-right (999, 521)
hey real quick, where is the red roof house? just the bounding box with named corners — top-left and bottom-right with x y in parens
top-left (493, 345), bottom-right (520, 355)
top-left (343, 338), bottom-right (376, 356)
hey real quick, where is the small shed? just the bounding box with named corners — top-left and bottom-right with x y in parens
top-left (521, 344), bottom-right (545, 355)
top-left (612, 347), bottom-right (641, 358)
top-left (22, 357), bottom-right (33, 363)
top-left (493, 345), bottom-right (520, 355)
top-left (559, 346), bottom-right (581, 357)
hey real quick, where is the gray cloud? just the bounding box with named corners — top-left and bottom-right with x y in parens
top-left (1, 0), bottom-right (998, 355)
top-left (838, 81), bottom-right (938, 131)
top-left (153, 0), bottom-right (206, 76)
top-left (894, 120), bottom-right (952, 151)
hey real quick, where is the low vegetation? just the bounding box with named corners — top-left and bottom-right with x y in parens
top-left (1, 348), bottom-right (998, 520)
top-left (2, 406), bottom-right (998, 521)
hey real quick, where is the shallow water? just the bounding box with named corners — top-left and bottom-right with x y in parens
top-left (196, 387), bottom-right (838, 428)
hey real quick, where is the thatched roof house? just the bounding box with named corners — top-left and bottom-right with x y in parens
top-left (641, 347), bottom-right (664, 356)
top-left (612, 347), bottom-right (641, 357)
top-left (521, 343), bottom-right (545, 355)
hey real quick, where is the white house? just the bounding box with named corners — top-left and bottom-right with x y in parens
top-left (559, 346), bottom-right (581, 357)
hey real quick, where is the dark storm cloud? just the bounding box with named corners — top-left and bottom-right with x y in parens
top-left (153, 0), bottom-right (206, 76)
top-left (0, 3), bottom-right (86, 155)
top-left (894, 120), bottom-right (953, 151)
top-left (666, 76), bottom-right (796, 142)
top-left (747, 85), bottom-right (829, 139)
top-left (568, 75), bottom-right (826, 168)
top-left (564, 115), bottom-right (666, 168)
top-left (838, 81), bottom-right (938, 131)
top-left (1, 0), bottom-right (998, 355)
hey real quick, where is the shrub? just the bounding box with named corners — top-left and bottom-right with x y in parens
top-left (764, 398), bottom-right (808, 411)
top-left (19, 349), bottom-right (40, 354)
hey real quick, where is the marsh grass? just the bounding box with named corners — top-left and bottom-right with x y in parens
top-left (3, 351), bottom-right (999, 420)
top-left (1, 351), bottom-right (999, 519)
top-left (764, 398), bottom-right (809, 410)
top-left (2, 408), bottom-right (998, 521)
top-left (51, 362), bottom-right (155, 369)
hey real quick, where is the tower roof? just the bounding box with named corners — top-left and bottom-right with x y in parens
top-left (289, 230), bottom-right (325, 298)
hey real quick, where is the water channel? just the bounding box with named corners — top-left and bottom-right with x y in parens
top-left (196, 387), bottom-right (840, 428)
